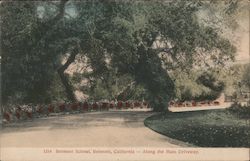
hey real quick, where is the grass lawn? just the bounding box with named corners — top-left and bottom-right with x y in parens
top-left (144, 108), bottom-right (250, 147)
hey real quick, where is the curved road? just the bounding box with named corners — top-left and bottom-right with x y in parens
top-left (1, 111), bottom-right (187, 147)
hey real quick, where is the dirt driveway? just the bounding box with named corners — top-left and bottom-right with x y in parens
top-left (1, 111), bottom-right (187, 147)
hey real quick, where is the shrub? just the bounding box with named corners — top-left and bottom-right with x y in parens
top-left (228, 103), bottom-right (250, 119)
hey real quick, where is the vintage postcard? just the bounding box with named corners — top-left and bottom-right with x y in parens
top-left (0, 0), bottom-right (249, 161)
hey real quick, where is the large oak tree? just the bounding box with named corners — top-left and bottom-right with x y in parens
top-left (1, 0), bottom-right (237, 111)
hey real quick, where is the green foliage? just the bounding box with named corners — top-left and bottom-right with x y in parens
top-left (228, 103), bottom-right (250, 119)
top-left (1, 2), bottom-right (55, 104)
top-left (242, 64), bottom-right (250, 89)
top-left (170, 69), bottom-right (219, 101)
top-left (196, 72), bottom-right (224, 92)
top-left (170, 63), bottom-right (249, 102)
top-left (215, 64), bottom-right (249, 96)
top-left (1, 1), bottom-right (238, 111)
top-left (47, 73), bottom-right (68, 102)
top-left (88, 79), bottom-right (110, 101)
top-left (145, 110), bottom-right (250, 147)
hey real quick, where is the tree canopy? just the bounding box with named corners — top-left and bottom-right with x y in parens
top-left (1, 0), bottom-right (238, 111)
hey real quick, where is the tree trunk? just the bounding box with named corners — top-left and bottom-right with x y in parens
top-left (134, 45), bottom-right (175, 112)
top-left (57, 69), bottom-right (77, 102)
top-left (57, 46), bottom-right (79, 102)
top-left (36, 0), bottom-right (76, 102)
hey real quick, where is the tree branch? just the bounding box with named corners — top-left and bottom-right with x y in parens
top-left (57, 40), bottom-right (80, 102)
top-left (115, 81), bottom-right (136, 99)
top-left (153, 47), bottom-right (175, 54)
top-left (57, 48), bottom-right (78, 102)
top-left (58, 47), bottom-right (79, 73)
